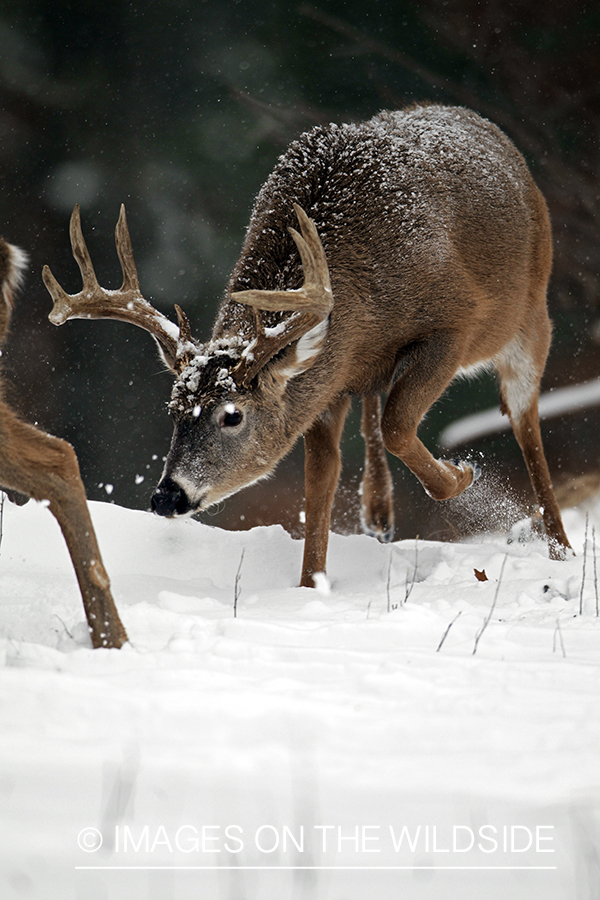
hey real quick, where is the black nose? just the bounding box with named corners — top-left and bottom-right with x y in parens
top-left (151, 478), bottom-right (190, 517)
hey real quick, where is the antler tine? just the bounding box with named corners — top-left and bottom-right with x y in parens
top-left (44, 205), bottom-right (191, 373)
top-left (230, 204), bottom-right (332, 319)
top-left (174, 303), bottom-right (195, 370)
top-left (289, 203), bottom-right (332, 302)
top-left (42, 264), bottom-right (72, 327)
top-left (230, 206), bottom-right (333, 387)
top-left (43, 205), bottom-right (92, 326)
top-left (114, 204), bottom-right (141, 293)
top-left (69, 203), bottom-right (101, 294)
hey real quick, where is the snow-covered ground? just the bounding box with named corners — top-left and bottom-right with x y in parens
top-left (1, 490), bottom-right (600, 899)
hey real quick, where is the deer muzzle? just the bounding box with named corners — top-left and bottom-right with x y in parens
top-left (151, 477), bottom-right (193, 517)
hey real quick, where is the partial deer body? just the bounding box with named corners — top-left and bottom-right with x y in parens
top-left (43, 104), bottom-right (571, 585)
top-left (0, 239), bottom-right (127, 648)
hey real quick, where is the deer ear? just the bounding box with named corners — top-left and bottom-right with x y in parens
top-left (266, 315), bottom-right (330, 387)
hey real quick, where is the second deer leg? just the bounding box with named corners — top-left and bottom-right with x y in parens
top-left (301, 396), bottom-right (351, 587)
top-left (381, 335), bottom-right (478, 500)
top-left (0, 406), bottom-right (128, 648)
top-left (360, 394), bottom-right (394, 542)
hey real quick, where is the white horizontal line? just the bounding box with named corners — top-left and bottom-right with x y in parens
top-left (75, 865), bottom-right (558, 871)
top-left (439, 376), bottom-right (600, 449)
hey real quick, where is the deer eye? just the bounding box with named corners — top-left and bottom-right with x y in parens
top-left (220, 405), bottom-right (243, 428)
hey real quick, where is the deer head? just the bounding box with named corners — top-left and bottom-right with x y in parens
top-left (43, 203), bottom-right (333, 517)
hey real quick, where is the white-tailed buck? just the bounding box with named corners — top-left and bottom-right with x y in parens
top-left (0, 238), bottom-right (127, 647)
top-left (43, 104), bottom-right (571, 585)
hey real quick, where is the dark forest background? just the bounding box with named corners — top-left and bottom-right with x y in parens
top-left (0, 0), bottom-right (599, 542)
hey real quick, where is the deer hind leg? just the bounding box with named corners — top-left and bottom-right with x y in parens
top-left (496, 327), bottom-right (571, 559)
top-left (381, 333), bottom-right (479, 501)
top-left (0, 404), bottom-right (128, 647)
top-left (360, 395), bottom-right (394, 542)
top-left (301, 395), bottom-right (351, 587)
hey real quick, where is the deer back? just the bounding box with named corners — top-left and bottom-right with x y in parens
top-left (214, 104), bottom-right (549, 422)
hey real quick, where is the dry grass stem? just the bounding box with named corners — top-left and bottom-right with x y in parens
top-left (472, 555), bottom-right (508, 655)
top-left (436, 610), bottom-right (462, 653)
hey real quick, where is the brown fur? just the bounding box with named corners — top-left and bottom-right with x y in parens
top-left (44, 105), bottom-right (571, 586)
top-left (0, 238), bottom-right (126, 648)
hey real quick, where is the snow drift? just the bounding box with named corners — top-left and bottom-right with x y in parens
top-left (1, 493), bottom-right (600, 899)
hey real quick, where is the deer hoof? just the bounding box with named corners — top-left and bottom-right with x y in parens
top-left (360, 508), bottom-right (395, 543)
top-left (362, 521), bottom-right (395, 543)
top-left (450, 458), bottom-right (481, 486)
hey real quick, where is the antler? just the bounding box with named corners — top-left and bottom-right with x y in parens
top-left (230, 204), bottom-right (333, 387)
top-left (43, 205), bottom-right (194, 373)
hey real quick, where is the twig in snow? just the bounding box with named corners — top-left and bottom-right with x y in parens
top-left (0, 492), bottom-right (4, 552)
top-left (233, 549), bottom-right (245, 618)
top-left (579, 513), bottom-right (589, 616)
top-left (553, 617), bottom-right (566, 657)
top-left (593, 526), bottom-right (598, 618)
top-left (54, 614), bottom-right (74, 640)
top-left (472, 554), bottom-right (508, 655)
top-left (386, 547), bottom-right (393, 613)
top-left (404, 536), bottom-right (419, 604)
top-left (436, 610), bottom-right (462, 652)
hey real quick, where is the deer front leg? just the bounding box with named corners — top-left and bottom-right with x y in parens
top-left (49, 472), bottom-right (128, 649)
top-left (381, 334), bottom-right (478, 500)
top-left (0, 407), bottom-right (127, 648)
top-left (360, 394), bottom-right (394, 542)
top-left (301, 396), bottom-right (350, 587)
